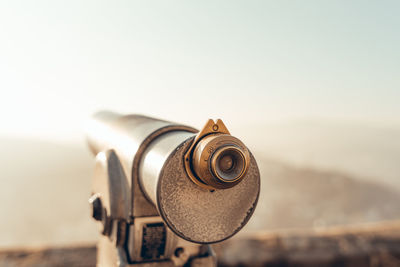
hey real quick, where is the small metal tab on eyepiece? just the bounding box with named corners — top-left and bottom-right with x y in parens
top-left (184, 119), bottom-right (250, 190)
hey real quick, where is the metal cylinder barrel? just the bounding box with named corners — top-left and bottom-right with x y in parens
top-left (86, 111), bottom-right (196, 174)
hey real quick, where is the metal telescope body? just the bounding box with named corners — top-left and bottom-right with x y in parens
top-left (86, 111), bottom-right (260, 266)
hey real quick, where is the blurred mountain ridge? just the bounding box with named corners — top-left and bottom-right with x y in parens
top-left (246, 154), bottom-right (400, 232)
top-left (0, 137), bottom-right (98, 247)
top-left (231, 120), bottom-right (400, 190)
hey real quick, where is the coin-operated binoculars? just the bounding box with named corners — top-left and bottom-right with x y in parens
top-left (86, 111), bottom-right (260, 266)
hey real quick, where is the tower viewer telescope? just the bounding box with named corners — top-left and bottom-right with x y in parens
top-left (86, 111), bottom-right (260, 266)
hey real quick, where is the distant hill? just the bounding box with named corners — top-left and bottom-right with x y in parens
top-left (0, 137), bottom-right (98, 247)
top-left (0, 137), bottom-right (399, 247)
top-left (246, 155), bottom-right (400, 232)
top-left (231, 121), bottom-right (400, 190)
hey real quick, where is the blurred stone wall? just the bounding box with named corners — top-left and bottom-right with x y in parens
top-left (1, 221), bottom-right (399, 267)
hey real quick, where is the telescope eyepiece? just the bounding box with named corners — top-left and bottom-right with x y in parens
top-left (211, 145), bottom-right (246, 183)
top-left (190, 133), bottom-right (250, 190)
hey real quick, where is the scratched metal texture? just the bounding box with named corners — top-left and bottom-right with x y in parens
top-left (158, 137), bottom-right (260, 244)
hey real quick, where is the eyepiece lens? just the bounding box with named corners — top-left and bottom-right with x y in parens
top-left (219, 155), bottom-right (234, 172)
top-left (212, 147), bottom-right (246, 182)
top-left (190, 134), bottom-right (250, 189)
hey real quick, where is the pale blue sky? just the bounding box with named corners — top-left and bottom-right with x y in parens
top-left (0, 1), bottom-right (399, 140)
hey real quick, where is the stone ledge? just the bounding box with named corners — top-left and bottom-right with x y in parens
top-left (1, 221), bottom-right (399, 266)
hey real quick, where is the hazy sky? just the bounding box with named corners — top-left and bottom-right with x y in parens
top-left (0, 1), bottom-right (399, 141)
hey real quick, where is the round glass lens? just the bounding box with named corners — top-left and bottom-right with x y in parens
top-left (219, 155), bottom-right (234, 172)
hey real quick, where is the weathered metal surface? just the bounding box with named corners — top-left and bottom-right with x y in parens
top-left (86, 111), bottom-right (197, 218)
top-left (159, 145), bottom-right (259, 244)
top-left (89, 150), bottom-right (131, 239)
top-left (127, 216), bottom-right (181, 263)
top-left (138, 131), bottom-right (195, 205)
top-left (92, 150), bottom-right (130, 221)
top-left (137, 131), bottom-right (260, 244)
top-left (86, 112), bottom-right (260, 265)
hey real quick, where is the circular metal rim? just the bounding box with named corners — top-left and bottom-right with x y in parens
top-left (210, 145), bottom-right (247, 183)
